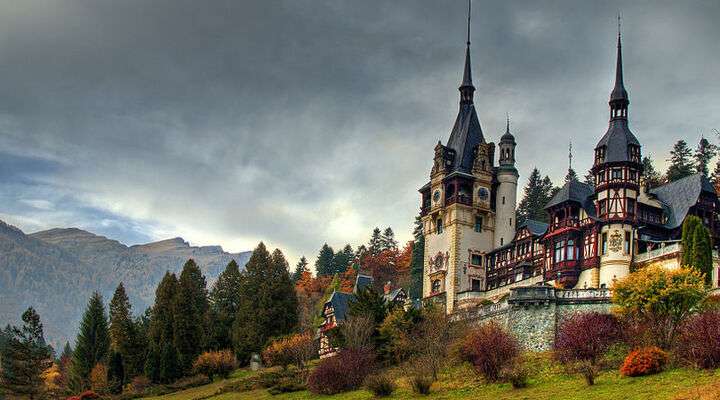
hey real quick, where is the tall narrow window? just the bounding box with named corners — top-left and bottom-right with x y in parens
top-left (502, 196), bottom-right (506, 205)
top-left (566, 239), bottom-right (575, 261)
top-left (601, 232), bottom-right (608, 255)
top-left (474, 216), bottom-right (483, 232)
top-left (624, 231), bottom-right (631, 254)
top-left (436, 218), bottom-right (443, 234)
top-left (554, 240), bottom-right (564, 263)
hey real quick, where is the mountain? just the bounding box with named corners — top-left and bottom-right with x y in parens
top-left (0, 220), bottom-right (250, 349)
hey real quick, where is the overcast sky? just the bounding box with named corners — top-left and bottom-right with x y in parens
top-left (1, 0), bottom-right (719, 267)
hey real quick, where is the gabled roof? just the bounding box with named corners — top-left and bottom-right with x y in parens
top-left (650, 173), bottom-right (716, 229)
top-left (353, 273), bottom-right (374, 294)
top-left (383, 287), bottom-right (406, 303)
top-left (326, 291), bottom-right (354, 322)
top-left (545, 179), bottom-right (595, 211)
top-left (518, 219), bottom-right (549, 236)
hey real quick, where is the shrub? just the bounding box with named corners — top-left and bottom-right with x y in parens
top-left (502, 362), bottom-right (529, 389)
top-left (66, 390), bottom-right (100, 400)
top-left (127, 375), bottom-right (151, 395)
top-left (89, 363), bottom-right (109, 394)
top-left (620, 346), bottom-right (668, 377)
top-left (262, 332), bottom-right (317, 373)
top-left (555, 312), bottom-right (621, 385)
top-left (307, 348), bottom-right (376, 395)
top-left (364, 373), bottom-right (396, 397)
top-left (676, 310), bottom-right (720, 369)
top-left (192, 350), bottom-right (238, 380)
top-left (410, 374), bottom-right (433, 395)
top-left (460, 322), bottom-right (520, 382)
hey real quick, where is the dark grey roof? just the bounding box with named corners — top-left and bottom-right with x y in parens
top-left (500, 115), bottom-right (515, 143)
top-left (327, 291), bottom-right (354, 322)
top-left (518, 219), bottom-right (548, 236)
top-left (446, 104), bottom-right (484, 173)
top-left (353, 273), bottom-right (374, 294)
top-left (383, 287), bottom-right (405, 303)
top-left (595, 119), bottom-right (639, 163)
top-left (545, 179), bottom-right (595, 210)
top-left (610, 33), bottom-right (628, 102)
top-left (650, 173), bottom-right (716, 229)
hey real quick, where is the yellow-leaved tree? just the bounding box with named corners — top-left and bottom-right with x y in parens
top-left (612, 266), bottom-right (706, 349)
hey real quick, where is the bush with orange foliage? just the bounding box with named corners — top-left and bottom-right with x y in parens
top-left (89, 363), bottom-right (108, 394)
top-left (262, 332), bottom-right (318, 373)
top-left (192, 350), bottom-right (238, 380)
top-left (620, 346), bottom-right (669, 377)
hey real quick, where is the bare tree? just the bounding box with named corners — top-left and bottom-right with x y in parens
top-left (340, 315), bottom-right (375, 350)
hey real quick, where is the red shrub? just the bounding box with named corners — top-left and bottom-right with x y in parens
top-left (460, 322), bottom-right (520, 382)
top-left (193, 350), bottom-right (238, 380)
top-left (620, 346), bottom-right (668, 377)
top-left (307, 348), bottom-right (376, 395)
top-left (676, 310), bottom-right (720, 369)
top-left (555, 312), bottom-right (621, 364)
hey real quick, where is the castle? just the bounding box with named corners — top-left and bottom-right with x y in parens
top-left (420, 16), bottom-right (720, 315)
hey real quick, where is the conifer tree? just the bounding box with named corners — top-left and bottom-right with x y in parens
top-left (209, 260), bottom-right (242, 350)
top-left (666, 140), bottom-right (694, 182)
top-left (173, 259), bottom-right (208, 374)
top-left (584, 169), bottom-right (595, 186)
top-left (517, 168), bottom-right (555, 224)
top-left (109, 282), bottom-right (143, 379)
top-left (331, 244), bottom-right (354, 274)
top-left (368, 228), bottom-right (383, 255)
top-left (691, 224), bottom-right (713, 285)
top-left (711, 160), bottom-right (720, 193)
top-left (564, 168), bottom-right (578, 183)
top-left (148, 272), bottom-right (178, 346)
top-left (159, 343), bottom-right (179, 384)
top-left (70, 292), bottom-right (110, 391)
top-left (681, 216), bottom-right (702, 267)
top-left (315, 243), bottom-right (335, 276)
top-left (144, 345), bottom-right (161, 383)
top-left (0, 307), bottom-right (52, 399)
top-left (107, 351), bottom-right (124, 394)
top-left (380, 227), bottom-right (398, 251)
top-left (233, 243), bottom-right (298, 363)
top-left (694, 136), bottom-right (717, 177)
top-left (642, 156), bottom-right (662, 188)
top-left (56, 342), bottom-right (73, 392)
top-left (291, 256), bottom-right (309, 282)
top-left (409, 215), bottom-right (424, 301)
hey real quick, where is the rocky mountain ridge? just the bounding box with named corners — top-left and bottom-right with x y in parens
top-left (0, 220), bottom-right (250, 349)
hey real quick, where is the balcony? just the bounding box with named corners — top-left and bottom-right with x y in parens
top-left (445, 194), bottom-right (473, 207)
top-left (634, 243), bottom-right (681, 264)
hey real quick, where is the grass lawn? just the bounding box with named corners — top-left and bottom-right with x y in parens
top-left (143, 358), bottom-right (720, 400)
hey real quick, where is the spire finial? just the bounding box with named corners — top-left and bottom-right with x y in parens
top-left (467, 0), bottom-right (471, 47)
top-left (506, 112), bottom-right (510, 133)
top-left (569, 139), bottom-right (573, 171)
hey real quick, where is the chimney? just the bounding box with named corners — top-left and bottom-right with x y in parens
top-left (384, 281), bottom-right (392, 295)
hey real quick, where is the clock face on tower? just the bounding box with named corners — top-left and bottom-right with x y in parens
top-left (433, 190), bottom-right (441, 203)
top-left (477, 187), bottom-right (489, 202)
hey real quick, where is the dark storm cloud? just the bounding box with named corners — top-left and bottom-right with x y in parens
top-left (1, 1), bottom-right (719, 262)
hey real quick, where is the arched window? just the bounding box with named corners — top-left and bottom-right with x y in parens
top-left (436, 218), bottom-right (443, 234)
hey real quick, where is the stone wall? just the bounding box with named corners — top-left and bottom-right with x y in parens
top-left (454, 286), bottom-right (612, 351)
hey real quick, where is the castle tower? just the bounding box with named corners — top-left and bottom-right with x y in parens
top-left (495, 116), bottom-right (518, 247)
top-left (419, 0), bottom-right (497, 313)
top-left (592, 19), bottom-right (642, 288)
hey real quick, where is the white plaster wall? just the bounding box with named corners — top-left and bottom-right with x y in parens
top-left (495, 173), bottom-right (518, 248)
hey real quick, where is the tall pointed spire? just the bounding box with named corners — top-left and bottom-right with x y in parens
top-left (459, 0), bottom-right (475, 105)
top-left (609, 12), bottom-right (629, 115)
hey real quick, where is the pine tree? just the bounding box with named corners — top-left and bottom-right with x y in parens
top-left (109, 282), bottom-right (143, 379)
top-left (70, 292), bottom-right (110, 391)
top-left (315, 243), bottom-right (335, 276)
top-left (564, 168), bottom-right (578, 183)
top-left (409, 215), bottom-right (424, 301)
top-left (331, 244), bottom-right (354, 274)
top-left (584, 169), bottom-right (595, 186)
top-left (380, 227), bottom-right (398, 251)
top-left (348, 287), bottom-right (387, 326)
top-left (691, 224), bottom-right (713, 285)
top-left (0, 308), bottom-right (52, 399)
top-left (642, 156), bottom-right (662, 189)
top-left (517, 168), bottom-right (555, 224)
top-left (711, 160), bottom-right (720, 194)
top-left (56, 342), bottom-right (73, 392)
top-left (107, 351), bottom-right (124, 394)
top-left (694, 137), bottom-right (718, 177)
top-left (291, 257), bottom-right (309, 282)
top-left (681, 216), bottom-right (702, 267)
top-left (144, 345), bottom-right (161, 383)
top-left (173, 259), bottom-right (208, 374)
top-left (666, 140), bottom-right (694, 182)
top-left (368, 228), bottom-right (384, 256)
top-left (159, 342), bottom-right (179, 384)
top-left (233, 243), bottom-right (298, 363)
top-left (209, 260), bottom-right (242, 350)
top-left (148, 272), bottom-right (178, 346)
